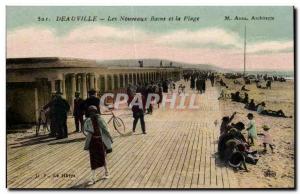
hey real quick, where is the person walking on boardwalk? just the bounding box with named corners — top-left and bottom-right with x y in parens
top-left (210, 73), bottom-right (215, 87)
top-left (196, 77), bottom-right (201, 93)
top-left (73, 91), bottom-right (84, 132)
top-left (84, 106), bottom-right (113, 184)
top-left (130, 93), bottom-right (146, 134)
top-left (157, 83), bottom-right (163, 108)
top-left (190, 76), bottom-right (195, 90)
top-left (84, 89), bottom-right (100, 117)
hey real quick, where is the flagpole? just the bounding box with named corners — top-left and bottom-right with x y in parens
top-left (243, 25), bottom-right (247, 76)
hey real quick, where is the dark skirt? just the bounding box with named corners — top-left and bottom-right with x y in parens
top-left (89, 137), bottom-right (106, 170)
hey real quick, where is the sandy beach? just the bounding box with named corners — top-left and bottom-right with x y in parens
top-left (218, 76), bottom-right (295, 188)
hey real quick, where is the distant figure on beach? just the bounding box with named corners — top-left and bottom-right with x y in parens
top-left (258, 125), bottom-right (275, 154)
top-left (242, 93), bottom-right (249, 104)
top-left (241, 85), bottom-right (250, 91)
top-left (266, 80), bottom-right (272, 89)
top-left (246, 113), bottom-right (257, 146)
top-left (84, 106), bottom-right (113, 184)
top-left (257, 102), bottom-right (291, 118)
top-left (231, 91), bottom-right (242, 102)
top-left (245, 99), bottom-right (256, 111)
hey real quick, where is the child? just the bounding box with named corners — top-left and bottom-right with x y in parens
top-left (258, 125), bottom-right (274, 153)
top-left (246, 113), bottom-right (257, 146)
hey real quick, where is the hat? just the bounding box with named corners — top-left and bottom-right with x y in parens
top-left (87, 105), bottom-right (98, 113)
top-left (247, 113), bottom-right (254, 118)
top-left (88, 89), bottom-right (96, 95)
top-left (262, 125), bottom-right (270, 130)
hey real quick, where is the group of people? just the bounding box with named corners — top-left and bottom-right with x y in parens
top-left (228, 89), bottom-right (291, 118)
top-left (218, 111), bottom-right (274, 171)
top-left (183, 71), bottom-right (216, 94)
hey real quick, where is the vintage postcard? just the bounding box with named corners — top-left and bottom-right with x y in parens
top-left (6, 6), bottom-right (295, 189)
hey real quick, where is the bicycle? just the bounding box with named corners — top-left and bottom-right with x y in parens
top-left (35, 109), bottom-right (50, 136)
top-left (82, 109), bottom-right (127, 136)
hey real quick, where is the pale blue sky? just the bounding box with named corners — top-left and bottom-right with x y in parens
top-left (7, 6), bottom-right (293, 44)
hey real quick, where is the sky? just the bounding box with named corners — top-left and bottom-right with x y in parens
top-left (6, 6), bottom-right (294, 71)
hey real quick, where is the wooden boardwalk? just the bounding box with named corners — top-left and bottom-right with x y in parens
top-left (7, 82), bottom-right (238, 189)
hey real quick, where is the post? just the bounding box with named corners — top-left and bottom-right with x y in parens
top-left (70, 73), bottom-right (76, 110)
top-left (82, 73), bottom-right (87, 99)
top-left (243, 25), bottom-right (247, 76)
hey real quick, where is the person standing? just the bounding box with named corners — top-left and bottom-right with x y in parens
top-left (190, 76), bottom-right (195, 90)
top-left (73, 91), bottom-right (84, 132)
top-left (43, 93), bottom-right (57, 137)
top-left (131, 93), bottom-right (146, 134)
top-left (50, 91), bottom-right (70, 139)
top-left (196, 78), bottom-right (201, 93)
top-left (84, 106), bottom-right (113, 184)
top-left (210, 73), bottom-right (215, 87)
top-left (84, 89), bottom-right (101, 117)
top-left (162, 80), bottom-right (168, 93)
top-left (157, 83), bottom-right (163, 108)
top-left (246, 113), bottom-right (257, 146)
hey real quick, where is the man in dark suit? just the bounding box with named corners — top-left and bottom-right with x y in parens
top-left (84, 89), bottom-right (101, 117)
top-left (73, 91), bottom-right (84, 132)
top-left (45, 91), bottom-right (70, 139)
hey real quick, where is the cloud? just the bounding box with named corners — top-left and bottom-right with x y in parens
top-left (156, 28), bottom-right (241, 49)
top-left (64, 25), bottom-right (148, 44)
top-left (247, 41), bottom-right (293, 54)
top-left (6, 25), bottom-right (294, 70)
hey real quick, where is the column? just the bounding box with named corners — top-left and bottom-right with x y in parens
top-left (94, 74), bottom-right (99, 92)
top-left (123, 74), bottom-right (126, 87)
top-left (105, 74), bottom-right (108, 91)
top-left (50, 80), bottom-right (56, 93)
top-left (70, 73), bottom-right (76, 110)
top-left (89, 73), bottom-right (95, 90)
top-left (61, 74), bottom-right (66, 98)
top-left (82, 73), bottom-right (87, 99)
top-left (111, 74), bottom-right (115, 90)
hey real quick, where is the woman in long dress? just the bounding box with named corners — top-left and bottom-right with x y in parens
top-left (84, 106), bottom-right (113, 184)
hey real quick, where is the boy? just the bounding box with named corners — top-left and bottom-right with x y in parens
top-left (246, 113), bottom-right (257, 146)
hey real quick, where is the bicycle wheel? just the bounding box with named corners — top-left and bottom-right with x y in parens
top-left (113, 117), bottom-right (126, 135)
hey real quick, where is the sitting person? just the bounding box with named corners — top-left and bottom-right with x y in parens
top-left (234, 80), bottom-right (241, 85)
top-left (219, 79), bottom-right (228, 88)
top-left (231, 91), bottom-right (242, 102)
top-left (257, 102), bottom-right (291, 118)
top-left (245, 99), bottom-right (256, 111)
top-left (218, 122), bottom-right (247, 161)
top-left (242, 93), bottom-right (249, 104)
top-left (256, 81), bottom-right (262, 89)
top-left (241, 85), bottom-right (250, 91)
top-left (220, 112), bottom-right (237, 135)
top-left (266, 80), bottom-right (272, 89)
